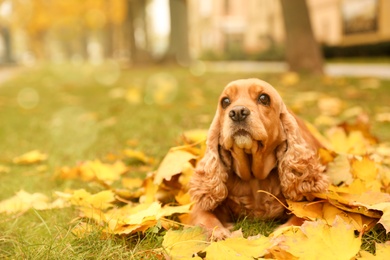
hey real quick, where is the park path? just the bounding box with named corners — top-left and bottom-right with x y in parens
top-left (0, 62), bottom-right (389, 87)
top-left (204, 61), bottom-right (390, 79)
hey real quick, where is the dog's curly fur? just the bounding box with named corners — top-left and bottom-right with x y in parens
top-left (189, 79), bottom-right (329, 240)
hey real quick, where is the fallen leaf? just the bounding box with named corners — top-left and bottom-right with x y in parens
top-left (0, 165), bottom-right (10, 173)
top-left (326, 154), bottom-right (353, 186)
top-left (281, 72), bottom-right (300, 86)
top-left (279, 216), bottom-right (361, 260)
top-left (326, 127), bottom-right (369, 155)
top-left (154, 147), bottom-right (197, 185)
top-left (59, 160), bottom-right (127, 184)
top-left (12, 150), bottom-right (48, 165)
top-left (204, 235), bottom-right (272, 260)
top-left (162, 227), bottom-right (208, 258)
top-left (351, 156), bottom-right (378, 182)
top-left (123, 149), bottom-right (154, 165)
top-left (0, 190), bottom-right (68, 214)
top-left (318, 97), bottom-right (343, 116)
top-left (62, 189), bottom-right (116, 210)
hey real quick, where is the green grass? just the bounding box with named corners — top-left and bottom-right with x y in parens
top-left (1, 63), bottom-right (390, 258)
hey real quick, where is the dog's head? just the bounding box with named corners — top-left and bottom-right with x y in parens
top-left (190, 78), bottom-right (328, 211)
top-left (216, 79), bottom-right (286, 180)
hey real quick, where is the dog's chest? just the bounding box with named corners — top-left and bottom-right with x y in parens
top-left (224, 170), bottom-right (286, 219)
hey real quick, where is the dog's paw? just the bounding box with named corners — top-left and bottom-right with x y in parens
top-left (209, 226), bottom-right (231, 241)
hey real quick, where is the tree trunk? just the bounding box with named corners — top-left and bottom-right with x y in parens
top-left (0, 26), bottom-right (13, 64)
top-left (164, 0), bottom-right (190, 65)
top-left (280, 0), bottom-right (324, 74)
top-left (125, 0), bottom-right (152, 64)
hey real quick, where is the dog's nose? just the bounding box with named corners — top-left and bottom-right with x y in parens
top-left (229, 106), bottom-right (250, 122)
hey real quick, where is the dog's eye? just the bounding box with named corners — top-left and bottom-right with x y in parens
top-left (258, 94), bottom-right (270, 106)
top-left (221, 97), bottom-right (231, 109)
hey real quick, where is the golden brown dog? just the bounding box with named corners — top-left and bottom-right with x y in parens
top-left (189, 78), bottom-right (328, 240)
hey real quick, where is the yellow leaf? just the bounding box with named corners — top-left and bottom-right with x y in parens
top-left (182, 129), bottom-right (208, 144)
top-left (287, 200), bottom-right (323, 221)
top-left (327, 154), bottom-right (353, 186)
top-left (60, 160), bottom-right (127, 184)
top-left (351, 157), bottom-right (378, 182)
top-left (154, 148), bottom-right (197, 185)
top-left (140, 175), bottom-right (158, 204)
top-left (281, 72), bottom-right (300, 86)
top-left (326, 127), bottom-right (368, 155)
top-left (66, 189), bottom-right (116, 210)
top-left (0, 190), bottom-right (68, 214)
top-left (0, 165), bottom-right (10, 173)
top-left (318, 97), bottom-right (343, 116)
top-left (281, 216), bottom-right (361, 260)
top-left (175, 190), bottom-right (191, 205)
top-left (12, 150), bottom-right (48, 165)
top-left (123, 149), bottom-right (154, 164)
top-left (158, 203), bottom-right (191, 219)
top-left (375, 242), bottom-right (390, 259)
top-left (123, 202), bottom-right (161, 225)
top-left (121, 177), bottom-right (144, 190)
top-left (205, 236), bottom-right (272, 260)
top-left (125, 87), bottom-right (142, 104)
top-left (359, 202), bottom-right (390, 233)
top-left (163, 227), bottom-right (208, 258)
top-left (318, 148), bottom-right (336, 165)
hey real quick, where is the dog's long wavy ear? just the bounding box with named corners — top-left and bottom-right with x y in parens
top-left (276, 105), bottom-right (328, 201)
top-left (189, 111), bottom-right (229, 211)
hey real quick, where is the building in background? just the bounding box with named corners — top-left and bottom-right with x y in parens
top-left (188, 0), bottom-right (390, 59)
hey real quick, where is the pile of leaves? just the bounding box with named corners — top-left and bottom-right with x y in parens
top-left (1, 117), bottom-right (390, 258)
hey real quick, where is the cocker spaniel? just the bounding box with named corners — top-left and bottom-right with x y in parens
top-left (189, 78), bottom-right (329, 240)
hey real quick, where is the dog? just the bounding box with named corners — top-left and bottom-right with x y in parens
top-left (189, 78), bottom-right (328, 240)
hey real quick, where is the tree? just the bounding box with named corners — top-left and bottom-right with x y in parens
top-left (0, 25), bottom-right (13, 64)
top-left (125, 0), bottom-right (152, 64)
top-left (280, 0), bottom-right (324, 74)
top-left (164, 0), bottom-right (190, 65)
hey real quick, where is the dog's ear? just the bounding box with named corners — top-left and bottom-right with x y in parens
top-left (276, 105), bottom-right (328, 201)
top-left (189, 110), bottom-right (229, 211)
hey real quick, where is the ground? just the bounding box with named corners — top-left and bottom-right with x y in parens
top-left (0, 63), bottom-right (390, 259)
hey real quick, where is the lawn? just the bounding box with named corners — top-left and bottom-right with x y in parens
top-left (0, 63), bottom-right (390, 259)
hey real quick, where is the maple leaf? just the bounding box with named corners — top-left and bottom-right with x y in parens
top-left (181, 129), bottom-right (207, 145)
top-left (277, 216), bottom-right (361, 260)
top-left (326, 154), bottom-right (353, 186)
top-left (122, 149), bottom-right (154, 165)
top-left (12, 150), bottom-right (48, 165)
top-left (204, 235), bottom-right (272, 260)
top-left (326, 127), bottom-right (369, 155)
top-left (318, 96), bottom-right (344, 116)
top-left (0, 190), bottom-right (68, 214)
top-left (106, 202), bottom-right (191, 235)
top-left (351, 156), bottom-right (378, 182)
top-left (162, 226), bottom-right (208, 258)
top-left (154, 146), bottom-right (197, 185)
top-left (59, 160), bottom-right (127, 184)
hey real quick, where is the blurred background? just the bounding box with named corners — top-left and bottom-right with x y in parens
top-left (0, 0), bottom-right (389, 72)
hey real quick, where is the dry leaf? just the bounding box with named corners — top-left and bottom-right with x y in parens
top-left (154, 147), bottom-right (197, 185)
top-left (123, 149), bottom-right (154, 164)
top-left (279, 216), bottom-right (361, 260)
top-left (327, 154), bottom-right (353, 186)
top-left (0, 190), bottom-right (68, 214)
top-left (318, 97), bottom-right (343, 116)
top-left (59, 160), bottom-right (127, 184)
top-left (162, 227), bottom-right (208, 258)
top-left (13, 150), bottom-right (48, 165)
top-left (0, 165), bottom-right (10, 174)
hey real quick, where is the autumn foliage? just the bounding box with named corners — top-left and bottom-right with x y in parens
top-left (2, 113), bottom-right (390, 258)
